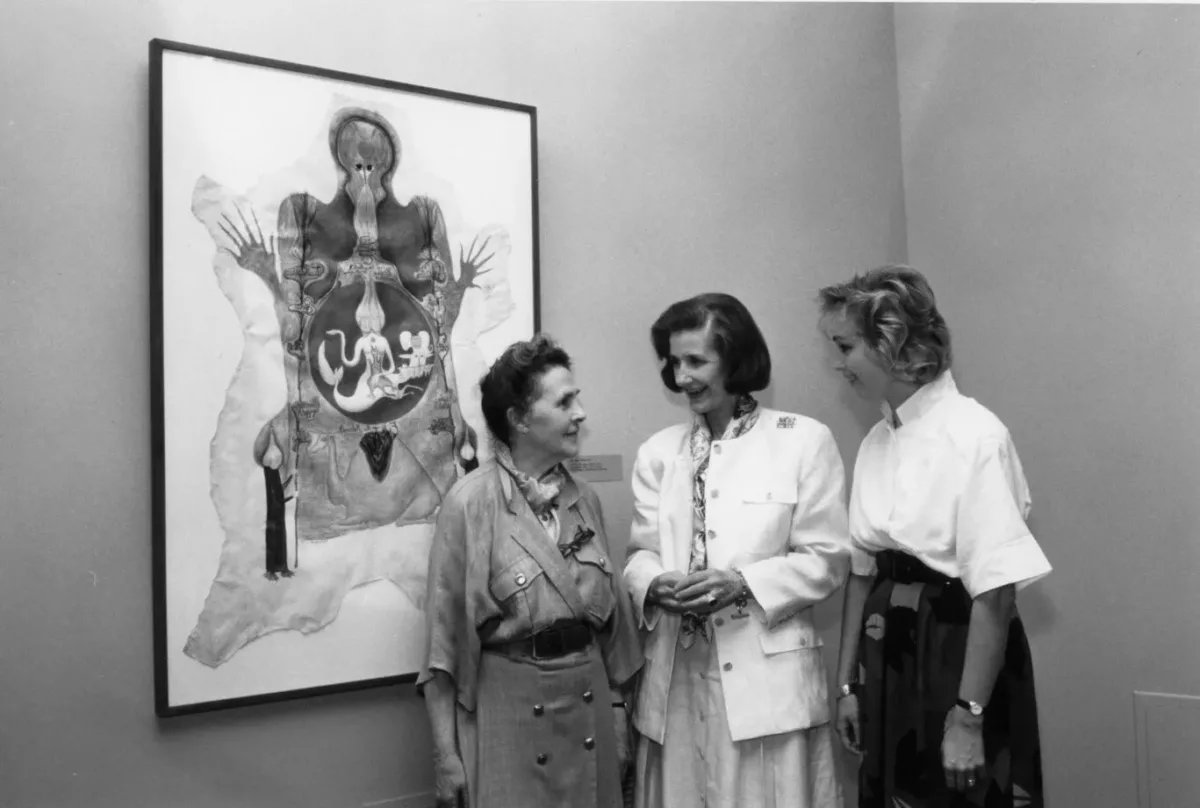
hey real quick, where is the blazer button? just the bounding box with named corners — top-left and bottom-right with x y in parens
top-left (536, 753), bottom-right (548, 765)
top-left (723, 662), bottom-right (733, 672)
top-left (582, 690), bottom-right (594, 703)
top-left (711, 490), bottom-right (719, 499)
top-left (799, 638), bottom-right (808, 647)
top-left (707, 529), bottom-right (716, 540)
top-left (584, 737), bottom-right (595, 750)
top-left (533, 704), bottom-right (544, 716)
top-left (516, 573), bottom-right (527, 586)
top-left (713, 444), bottom-right (722, 454)
top-left (714, 618), bottom-right (724, 628)
top-left (599, 558), bottom-right (607, 568)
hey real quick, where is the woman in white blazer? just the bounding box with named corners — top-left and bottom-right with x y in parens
top-left (623, 293), bottom-right (852, 808)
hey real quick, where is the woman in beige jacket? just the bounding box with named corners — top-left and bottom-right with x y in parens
top-left (421, 335), bottom-right (642, 808)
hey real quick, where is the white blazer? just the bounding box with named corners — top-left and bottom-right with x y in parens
top-left (623, 409), bottom-right (852, 743)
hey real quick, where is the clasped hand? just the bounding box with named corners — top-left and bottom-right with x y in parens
top-left (648, 569), bottom-right (741, 614)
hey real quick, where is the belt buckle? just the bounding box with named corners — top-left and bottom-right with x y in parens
top-left (532, 629), bottom-right (564, 660)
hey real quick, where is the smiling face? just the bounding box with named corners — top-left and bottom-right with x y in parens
top-left (667, 325), bottom-right (738, 424)
top-left (512, 365), bottom-right (586, 464)
top-left (819, 308), bottom-right (894, 402)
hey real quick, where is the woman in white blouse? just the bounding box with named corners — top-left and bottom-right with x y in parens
top-left (624, 292), bottom-right (851, 808)
top-left (819, 266), bottom-right (1051, 808)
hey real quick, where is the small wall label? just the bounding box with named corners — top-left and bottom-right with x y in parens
top-left (565, 454), bottom-right (624, 483)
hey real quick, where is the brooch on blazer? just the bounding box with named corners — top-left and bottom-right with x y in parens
top-left (777, 415), bottom-right (796, 429)
top-left (559, 524), bottom-right (596, 560)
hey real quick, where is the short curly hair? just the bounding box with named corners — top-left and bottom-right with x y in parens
top-left (817, 265), bottom-right (951, 385)
top-left (479, 333), bottom-right (572, 447)
top-left (650, 293), bottom-right (771, 394)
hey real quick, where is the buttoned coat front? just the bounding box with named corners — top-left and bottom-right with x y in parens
top-left (623, 409), bottom-right (852, 743)
top-left (420, 461), bottom-right (642, 808)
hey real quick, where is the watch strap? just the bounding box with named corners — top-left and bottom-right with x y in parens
top-left (955, 697), bottom-right (985, 716)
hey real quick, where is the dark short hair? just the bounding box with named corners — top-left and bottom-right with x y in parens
top-left (817, 264), bottom-right (952, 384)
top-left (650, 293), bottom-right (771, 394)
top-left (479, 333), bottom-right (572, 446)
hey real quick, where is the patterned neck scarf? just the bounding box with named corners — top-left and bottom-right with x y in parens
top-left (492, 439), bottom-right (567, 526)
top-left (680, 395), bottom-right (760, 648)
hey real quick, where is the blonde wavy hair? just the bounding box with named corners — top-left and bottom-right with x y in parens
top-left (817, 265), bottom-right (952, 385)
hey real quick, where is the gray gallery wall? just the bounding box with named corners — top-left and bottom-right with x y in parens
top-left (19, 2), bottom-right (1200, 806)
top-left (0, 1), bottom-right (905, 805)
top-left (895, 5), bottom-right (1200, 805)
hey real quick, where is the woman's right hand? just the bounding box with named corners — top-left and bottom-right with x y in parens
top-left (433, 749), bottom-right (468, 808)
top-left (836, 693), bottom-right (863, 756)
top-left (647, 571), bottom-right (686, 613)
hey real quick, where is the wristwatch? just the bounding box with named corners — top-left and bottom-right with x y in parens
top-left (956, 698), bottom-right (985, 717)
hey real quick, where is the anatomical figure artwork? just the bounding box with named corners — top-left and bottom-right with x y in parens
top-left (184, 105), bottom-right (514, 668)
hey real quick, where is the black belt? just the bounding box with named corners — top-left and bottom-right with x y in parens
top-left (876, 550), bottom-right (959, 587)
top-left (485, 623), bottom-right (594, 660)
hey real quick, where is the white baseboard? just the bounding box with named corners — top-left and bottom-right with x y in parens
top-left (361, 791), bottom-right (434, 808)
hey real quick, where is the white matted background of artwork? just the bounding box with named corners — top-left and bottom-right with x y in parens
top-left (159, 47), bottom-right (535, 709)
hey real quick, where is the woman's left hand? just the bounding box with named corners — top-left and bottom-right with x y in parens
top-left (942, 708), bottom-right (986, 792)
top-left (674, 569), bottom-right (742, 613)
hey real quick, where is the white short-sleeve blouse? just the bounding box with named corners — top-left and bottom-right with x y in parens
top-left (848, 371), bottom-right (1051, 598)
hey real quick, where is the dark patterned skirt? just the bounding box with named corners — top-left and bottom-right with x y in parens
top-left (857, 551), bottom-right (1044, 808)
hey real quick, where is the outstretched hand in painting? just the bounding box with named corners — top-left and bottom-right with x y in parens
top-left (219, 204), bottom-right (279, 294)
top-left (458, 235), bottom-right (494, 289)
top-left (438, 233), bottom-right (494, 475)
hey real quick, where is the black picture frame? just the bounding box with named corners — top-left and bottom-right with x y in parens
top-left (150, 38), bottom-right (539, 716)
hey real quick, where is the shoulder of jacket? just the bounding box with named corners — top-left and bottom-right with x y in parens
top-left (443, 462), bottom-right (502, 508)
top-left (935, 396), bottom-right (1012, 453)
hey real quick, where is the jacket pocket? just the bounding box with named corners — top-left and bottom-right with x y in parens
top-left (490, 555), bottom-right (545, 603)
top-left (757, 619), bottom-right (823, 655)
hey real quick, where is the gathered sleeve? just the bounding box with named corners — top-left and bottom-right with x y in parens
top-left (417, 486), bottom-right (483, 712)
top-left (955, 435), bottom-right (1051, 598)
top-left (623, 440), bottom-right (668, 632)
top-left (740, 424), bottom-right (853, 627)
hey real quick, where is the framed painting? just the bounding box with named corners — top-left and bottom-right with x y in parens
top-left (150, 39), bottom-right (539, 716)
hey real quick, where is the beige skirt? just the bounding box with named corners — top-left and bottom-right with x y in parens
top-left (632, 636), bottom-right (843, 808)
top-left (460, 644), bottom-right (622, 808)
